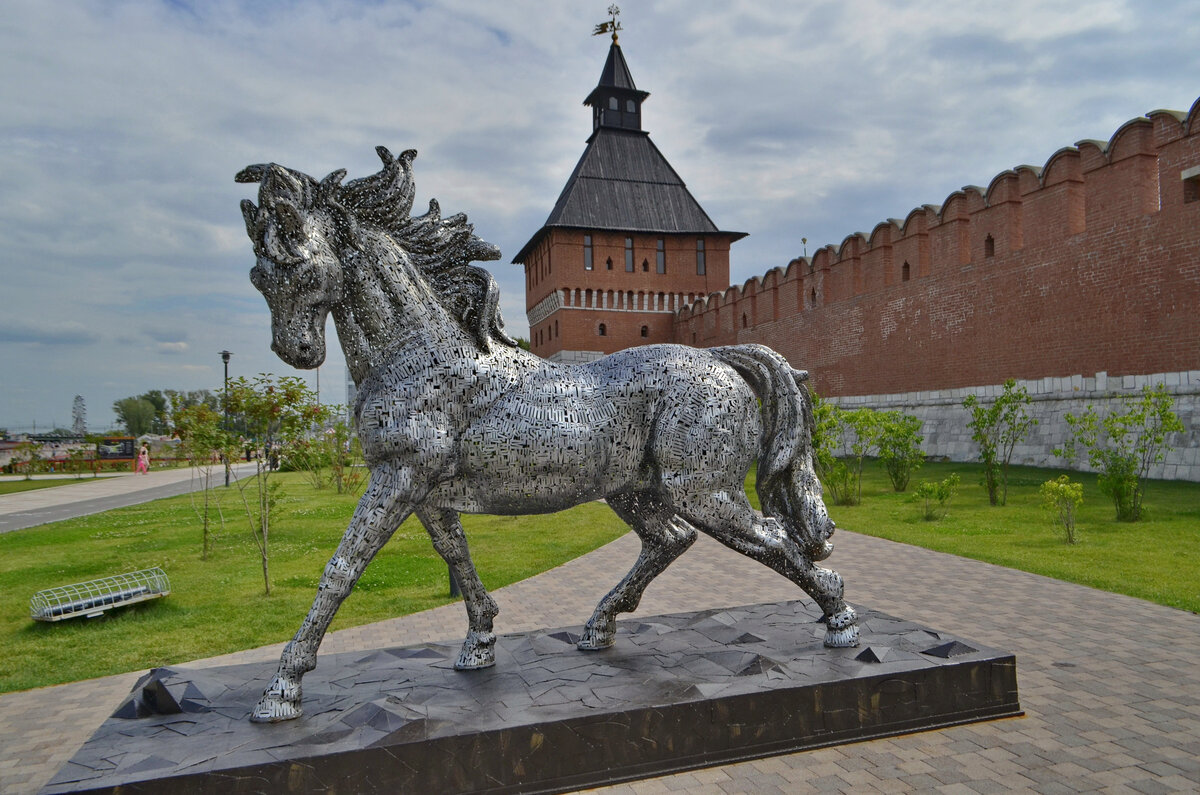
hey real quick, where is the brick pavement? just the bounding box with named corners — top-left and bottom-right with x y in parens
top-left (2, 528), bottom-right (1197, 793)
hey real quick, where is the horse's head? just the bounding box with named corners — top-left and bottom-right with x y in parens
top-left (236, 163), bottom-right (348, 368)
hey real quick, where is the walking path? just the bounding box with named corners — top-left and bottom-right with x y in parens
top-left (0, 463), bottom-right (258, 533)
top-left (1, 476), bottom-right (1196, 793)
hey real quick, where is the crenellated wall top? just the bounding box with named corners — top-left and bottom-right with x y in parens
top-left (677, 96), bottom-right (1200, 322)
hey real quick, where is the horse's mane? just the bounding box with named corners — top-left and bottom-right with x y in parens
top-left (236, 147), bottom-right (517, 352)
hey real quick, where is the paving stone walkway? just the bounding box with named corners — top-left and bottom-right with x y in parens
top-left (2, 524), bottom-right (1197, 793)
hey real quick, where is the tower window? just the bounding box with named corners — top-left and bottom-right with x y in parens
top-left (984, 234), bottom-right (995, 258)
top-left (696, 239), bottom-right (706, 275)
top-left (625, 237), bottom-right (634, 272)
top-left (598, 323), bottom-right (607, 337)
top-left (608, 97), bottom-right (618, 110)
top-left (810, 287), bottom-right (817, 308)
top-left (640, 325), bottom-right (648, 338)
top-left (642, 259), bottom-right (649, 272)
top-left (1183, 166), bottom-right (1200, 203)
top-left (902, 261), bottom-right (910, 282)
top-left (606, 257), bottom-right (613, 270)
top-left (742, 313), bottom-right (747, 329)
top-left (584, 234), bottom-right (593, 270)
top-left (656, 239), bottom-right (665, 273)
top-left (626, 99), bottom-right (635, 112)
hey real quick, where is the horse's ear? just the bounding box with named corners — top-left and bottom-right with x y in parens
top-left (235, 164), bottom-right (269, 183)
top-left (319, 169), bottom-right (347, 198)
top-left (240, 199), bottom-right (258, 237)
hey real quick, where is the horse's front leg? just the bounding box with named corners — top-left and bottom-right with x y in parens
top-left (416, 507), bottom-right (499, 669)
top-left (251, 466), bottom-right (413, 723)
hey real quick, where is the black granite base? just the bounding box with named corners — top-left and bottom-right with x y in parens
top-left (44, 601), bottom-right (1021, 794)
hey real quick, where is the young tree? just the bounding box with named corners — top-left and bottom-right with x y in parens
top-left (963, 379), bottom-right (1037, 506)
top-left (1040, 475), bottom-right (1083, 544)
top-left (172, 402), bottom-right (235, 560)
top-left (224, 374), bottom-right (329, 594)
top-left (1057, 384), bottom-right (1183, 521)
top-left (912, 473), bottom-right (961, 521)
top-left (843, 408), bottom-right (882, 505)
top-left (811, 395), bottom-right (854, 506)
top-left (876, 411), bottom-right (925, 491)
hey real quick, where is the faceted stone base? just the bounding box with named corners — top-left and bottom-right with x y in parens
top-left (43, 600), bottom-right (1021, 794)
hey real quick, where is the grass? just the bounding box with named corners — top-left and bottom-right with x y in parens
top-left (0, 478), bottom-right (99, 495)
top-left (0, 473), bottom-right (627, 694)
top-left (813, 461), bottom-right (1200, 616)
top-left (2, 461), bottom-right (1196, 695)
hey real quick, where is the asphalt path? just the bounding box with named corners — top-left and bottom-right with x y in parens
top-left (0, 464), bottom-right (259, 534)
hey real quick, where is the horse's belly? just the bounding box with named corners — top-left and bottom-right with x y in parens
top-left (448, 400), bottom-right (644, 513)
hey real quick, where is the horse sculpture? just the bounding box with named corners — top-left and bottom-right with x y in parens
top-left (236, 147), bottom-right (860, 723)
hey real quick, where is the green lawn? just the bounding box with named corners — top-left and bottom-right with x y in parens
top-left (2, 462), bottom-right (1196, 695)
top-left (809, 461), bottom-right (1200, 616)
top-left (0, 474), bottom-right (627, 694)
top-left (0, 478), bottom-right (99, 495)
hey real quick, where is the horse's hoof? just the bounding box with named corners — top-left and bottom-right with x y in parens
top-left (249, 675), bottom-right (302, 723)
top-left (822, 606), bottom-right (860, 648)
top-left (454, 630), bottom-right (496, 670)
top-left (577, 621), bottom-right (615, 651)
top-left (824, 624), bottom-right (860, 648)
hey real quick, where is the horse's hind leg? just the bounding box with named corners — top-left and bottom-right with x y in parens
top-left (578, 492), bottom-right (697, 650)
top-left (676, 488), bottom-right (859, 648)
top-left (416, 507), bottom-right (500, 669)
top-left (252, 469), bottom-right (412, 722)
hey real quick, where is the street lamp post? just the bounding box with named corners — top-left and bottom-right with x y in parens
top-left (220, 350), bottom-right (232, 486)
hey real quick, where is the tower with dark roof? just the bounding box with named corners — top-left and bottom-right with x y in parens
top-left (514, 39), bottom-right (746, 361)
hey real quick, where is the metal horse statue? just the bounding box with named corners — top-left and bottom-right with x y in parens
top-left (236, 147), bottom-right (859, 722)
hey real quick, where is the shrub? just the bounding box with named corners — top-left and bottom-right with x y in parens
top-left (911, 473), bottom-right (960, 521)
top-left (963, 379), bottom-right (1036, 506)
top-left (876, 411), bottom-right (924, 492)
top-left (1056, 384), bottom-right (1183, 522)
top-left (1040, 475), bottom-right (1083, 544)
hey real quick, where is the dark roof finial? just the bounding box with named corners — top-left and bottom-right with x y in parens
top-left (593, 4), bottom-right (622, 44)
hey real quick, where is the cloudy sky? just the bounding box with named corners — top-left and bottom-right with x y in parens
top-left (2, 0), bottom-right (1197, 432)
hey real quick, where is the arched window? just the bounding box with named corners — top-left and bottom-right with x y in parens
top-left (606, 257), bottom-right (613, 270)
top-left (742, 313), bottom-right (748, 329)
top-left (626, 99), bottom-right (635, 112)
top-left (984, 234), bottom-right (995, 258)
top-left (598, 323), bottom-right (607, 337)
top-left (640, 325), bottom-right (648, 338)
top-left (642, 259), bottom-right (649, 272)
top-left (810, 287), bottom-right (817, 308)
top-left (902, 261), bottom-right (910, 282)
top-left (608, 97), bottom-right (618, 110)
top-left (583, 234), bottom-right (593, 270)
top-left (625, 237), bottom-right (634, 272)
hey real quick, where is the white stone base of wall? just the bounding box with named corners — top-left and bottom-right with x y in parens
top-left (828, 370), bottom-right (1200, 482)
top-left (547, 349), bottom-right (604, 365)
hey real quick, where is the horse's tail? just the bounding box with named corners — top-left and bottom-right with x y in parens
top-left (710, 345), bottom-right (835, 561)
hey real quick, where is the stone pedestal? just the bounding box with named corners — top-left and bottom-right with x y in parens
top-left (44, 600), bottom-right (1020, 794)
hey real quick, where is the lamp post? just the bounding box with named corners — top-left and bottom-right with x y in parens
top-left (220, 350), bottom-right (232, 486)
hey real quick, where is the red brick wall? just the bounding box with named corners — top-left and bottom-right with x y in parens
top-left (675, 99), bottom-right (1200, 397)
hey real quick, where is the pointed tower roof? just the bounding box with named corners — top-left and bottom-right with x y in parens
top-left (514, 42), bottom-right (745, 264)
top-left (584, 42), bottom-right (649, 109)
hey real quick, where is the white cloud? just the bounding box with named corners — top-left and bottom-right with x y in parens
top-left (1, 0), bottom-right (1197, 430)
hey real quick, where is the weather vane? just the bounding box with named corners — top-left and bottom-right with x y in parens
top-left (593, 5), bottom-right (622, 43)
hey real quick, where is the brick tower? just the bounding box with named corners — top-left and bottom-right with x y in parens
top-left (513, 37), bottom-right (745, 362)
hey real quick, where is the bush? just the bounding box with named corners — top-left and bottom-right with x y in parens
top-left (1040, 475), bottom-right (1083, 544)
top-left (876, 412), bottom-right (924, 491)
top-left (963, 379), bottom-right (1036, 506)
top-left (912, 473), bottom-right (960, 521)
top-left (1056, 384), bottom-right (1183, 522)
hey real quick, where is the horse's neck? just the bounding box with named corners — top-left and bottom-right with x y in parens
top-left (334, 238), bottom-right (470, 384)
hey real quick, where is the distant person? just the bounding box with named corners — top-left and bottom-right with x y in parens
top-left (136, 444), bottom-right (150, 474)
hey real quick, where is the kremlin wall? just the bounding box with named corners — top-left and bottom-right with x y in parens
top-left (673, 99), bottom-right (1200, 480)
